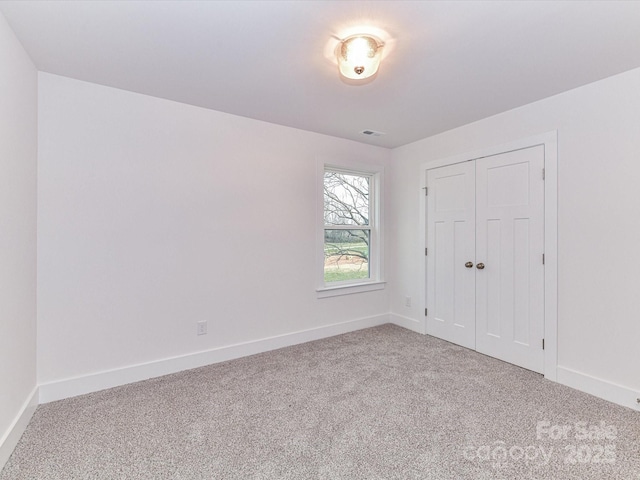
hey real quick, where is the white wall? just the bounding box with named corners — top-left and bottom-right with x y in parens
top-left (37, 73), bottom-right (391, 391)
top-left (0, 11), bottom-right (38, 466)
top-left (389, 67), bottom-right (640, 403)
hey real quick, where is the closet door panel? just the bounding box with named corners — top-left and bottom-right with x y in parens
top-left (475, 146), bottom-right (545, 373)
top-left (426, 162), bottom-right (476, 349)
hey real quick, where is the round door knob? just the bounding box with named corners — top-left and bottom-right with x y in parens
top-left (465, 262), bottom-right (474, 268)
top-left (476, 263), bottom-right (485, 270)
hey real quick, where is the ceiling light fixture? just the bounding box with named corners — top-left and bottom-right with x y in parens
top-left (336, 35), bottom-right (384, 81)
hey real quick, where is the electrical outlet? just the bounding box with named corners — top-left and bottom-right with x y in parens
top-left (197, 321), bottom-right (207, 336)
top-left (405, 296), bottom-right (412, 307)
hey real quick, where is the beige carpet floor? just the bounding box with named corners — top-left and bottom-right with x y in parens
top-left (1, 324), bottom-right (639, 479)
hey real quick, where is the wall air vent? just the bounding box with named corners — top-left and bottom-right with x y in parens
top-left (361, 130), bottom-right (386, 137)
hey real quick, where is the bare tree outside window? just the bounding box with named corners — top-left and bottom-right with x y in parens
top-left (323, 170), bottom-right (371, 283)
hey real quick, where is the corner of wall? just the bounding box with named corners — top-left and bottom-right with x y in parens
top-left (0, 387), bottom-right (39, 472)
top-left (389, 313), bottom-right (424, 334)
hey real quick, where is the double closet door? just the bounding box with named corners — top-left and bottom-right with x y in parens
top-left (426, 145), bottom-right (545, 373)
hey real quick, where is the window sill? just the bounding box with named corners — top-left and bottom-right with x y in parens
top-left (316, 281), bottom-right (386, 298)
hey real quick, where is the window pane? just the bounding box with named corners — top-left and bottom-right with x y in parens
top-left (324, 229), bottom-right (370, 283)
top-left (324, 171), bottom-right (369, 226)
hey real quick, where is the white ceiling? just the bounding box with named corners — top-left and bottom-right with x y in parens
top-left (2, 1), bottom-right (640, 148)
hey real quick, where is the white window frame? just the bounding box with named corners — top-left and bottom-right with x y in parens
top-left (316, 160), bottom-right (385, 298)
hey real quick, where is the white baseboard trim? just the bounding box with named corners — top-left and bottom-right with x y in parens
top-left (557, 366), bottom-right (640, 411)
top-left (0, 386), bottom-right (38, 472)
top-left (39, 314), bottom-right (391, 404)
top-left (389, 313), bottom-right (424, 334)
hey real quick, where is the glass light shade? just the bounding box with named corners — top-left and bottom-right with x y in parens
top-left (337, 35), bottom-right (383, 80)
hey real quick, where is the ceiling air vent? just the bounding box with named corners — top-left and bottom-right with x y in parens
top-left (361, 129), bottom-right (386, 137)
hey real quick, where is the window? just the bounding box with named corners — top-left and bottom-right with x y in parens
top-left (318, 164), bottom-right (384, 297)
